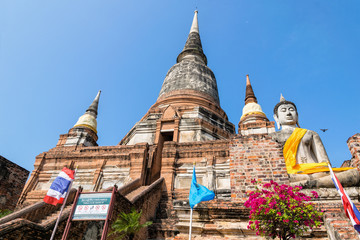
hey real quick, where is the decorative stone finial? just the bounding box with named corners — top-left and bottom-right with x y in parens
top-left (190, 10), bottom-right (199, 33)
top-left (73, 91), bottom-right (101, 133)
top-left (176, 10), bottom-right (207, 65)
top-left (245, 74), bottom-right (258, 105)
top-left (87, 90), bottom-right (101, 117)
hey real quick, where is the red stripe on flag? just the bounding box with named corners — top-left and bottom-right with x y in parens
top-left (334, 173), bottom-right (360, 225)
top-left (43, 195), bottom-right (59, 206)
top-left (61, 167), bottom-right (75, 179)
top-left (58, 198), bottom-right (65, 205)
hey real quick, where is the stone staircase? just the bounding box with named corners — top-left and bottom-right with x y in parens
top-left (323, 203), bottom-right (360, 240)
top-left (35, 205), bottom-right (73, 226)
top-left (125, 186), bottom-right (149, 202)
top-left (0, 178), bottom-right (164, 239)
top-left (0, 188), bottom-right (78, 240)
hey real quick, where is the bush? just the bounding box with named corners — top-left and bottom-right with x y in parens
top-left (244, 180), bottom-right (323, 240)
top-left (109, 208), bottom-right (152, 240)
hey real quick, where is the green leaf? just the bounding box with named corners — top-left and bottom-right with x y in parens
top-left (109, 208), bottom-right (153, 239)
top-left (0, 209), bottom-right (12, 218)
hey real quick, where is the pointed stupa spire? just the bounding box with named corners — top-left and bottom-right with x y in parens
top-left (240, 75), bottom-right (266, 121)
top-left (176, 10), bottom-right (207, 65)
top-left (73, 91), bottom-right (101, 133)
top-left (245, 75), bottom-right (258, 105)
top-left (157, 10), bottom-right (220, 105)
top-left (190, 10), bottom-right (199, 33)
top-left (86, 90), bottom-right (101, 117)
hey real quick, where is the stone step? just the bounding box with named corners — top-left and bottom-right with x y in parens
top-left (125, 186), bottom-right (149, 202)
top-left (324, 207), bottom-right (359, 240)
top-left (37, 205), bottom-right (73, 226)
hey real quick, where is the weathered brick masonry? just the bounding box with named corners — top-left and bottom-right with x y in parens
top-left (0, 156), bottom-right (29, 210)
top-left (150, 140), bottom-right (231, 239)
top-left (348, 133), bottom-right (360, 169)
top-left (18, 143), bottom-right (148, 205)
top-left (230, 134), bottom-right (289, 202)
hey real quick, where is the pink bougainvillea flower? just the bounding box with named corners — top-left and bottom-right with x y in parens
top-left (244, 181), bottom-right (323, 239)
top-left (311, 191), bottom-right (319, 198)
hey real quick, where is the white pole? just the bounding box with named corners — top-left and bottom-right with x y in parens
top-left (189, 208), bottom-right (193, 240)
top-left (50, 168), bottom-right (77, 240)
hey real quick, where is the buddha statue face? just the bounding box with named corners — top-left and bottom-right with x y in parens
top-left (273, 102), bottom-right (299, 129)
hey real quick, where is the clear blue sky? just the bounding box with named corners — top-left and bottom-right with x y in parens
top-left (1, 1), bottom-right (359, 171)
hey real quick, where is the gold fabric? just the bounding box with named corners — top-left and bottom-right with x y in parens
top-left (283, 128), bottom-right (354, 174)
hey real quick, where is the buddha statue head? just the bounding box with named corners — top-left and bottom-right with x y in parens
top-left (273, 94), bottom-right (300, 130)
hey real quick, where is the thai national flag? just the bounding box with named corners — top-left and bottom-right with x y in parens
top-left (329, 164), bottom-right (360, 233)
top-left (43, 167), bottom-right (75, 206)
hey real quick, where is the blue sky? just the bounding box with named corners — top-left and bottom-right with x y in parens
top-left (1, 1), bottom-right (359, 171)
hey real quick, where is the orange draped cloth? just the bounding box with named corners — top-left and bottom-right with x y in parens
top-left (283, 128), bottom-right (354, 174)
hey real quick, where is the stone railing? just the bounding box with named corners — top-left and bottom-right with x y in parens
top-left (118, 178), bottom-right (141, 196)
top-left (0, 188), bottom-right (77, 225)
top-left (0, 188), bottom-right (77, 239)
top-left (0, 178), bottom-right (164, 239)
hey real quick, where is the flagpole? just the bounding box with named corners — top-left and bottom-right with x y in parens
top-left (189, 207), bottom-right (193, 240)
top-left (328, 162), bottom-right (360, 239)
top-left (50, 167), bottom-right (77, 240)
top-left (347, 209), bottom-right (360, 240)
top-left (189, 161), bottom-right (195, 240)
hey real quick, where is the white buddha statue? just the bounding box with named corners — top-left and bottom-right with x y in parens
top-left (270, 95), bottom-right (359, 188)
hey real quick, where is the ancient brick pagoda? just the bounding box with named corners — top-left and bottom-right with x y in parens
top-left (1, 10), bottom-right (360, 240)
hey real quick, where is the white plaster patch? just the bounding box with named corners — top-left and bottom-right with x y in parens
top-left (100, 166), bottom-right (131, 190)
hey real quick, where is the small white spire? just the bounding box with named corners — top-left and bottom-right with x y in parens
top-left (246, 74), bottom-right (251, 86)
top-left (94, 90), bottom-right (101, 102)
top-left (190, 10), bottom-right (199, 33)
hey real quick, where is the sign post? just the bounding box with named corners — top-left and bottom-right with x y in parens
top-left (62, 186), bottom-right (82, 240)
top-left (101, 186), bottom-right (117, 239)
top-left (62, 186), bottom-right (117, 240)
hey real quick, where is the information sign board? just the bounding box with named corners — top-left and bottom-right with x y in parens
top-left (73, 192), bottom-right (112, 220)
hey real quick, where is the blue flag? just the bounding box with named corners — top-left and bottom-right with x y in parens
top-left (189, 166), bottom-right (215, 209)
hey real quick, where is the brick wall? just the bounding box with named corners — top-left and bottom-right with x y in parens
top-left (11, 130), bottom-right (360, 239)
top-left (0, 156), bottom-right (29, 210)
top-left (230, 134), bottom-right (289, 202)
top-left (151, 140), bottom-right (231, 239)
top-left (347, 133), bottom-right (360, 169)
top-left (19, 143), bottom-right (149, 205)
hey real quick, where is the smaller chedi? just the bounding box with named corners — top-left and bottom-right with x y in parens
top-left (270, 95), bottom-right (360, 188)
top-left (58, 90), bottom-right (101, 147)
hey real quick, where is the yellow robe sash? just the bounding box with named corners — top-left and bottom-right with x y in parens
top-left (283, 128), bottom-right (354, 174)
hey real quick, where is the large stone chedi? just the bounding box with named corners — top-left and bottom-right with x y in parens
top-left (121, 10), bottom-right (235, 146)
top-left (270, 95), bottom-right (360, 188)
